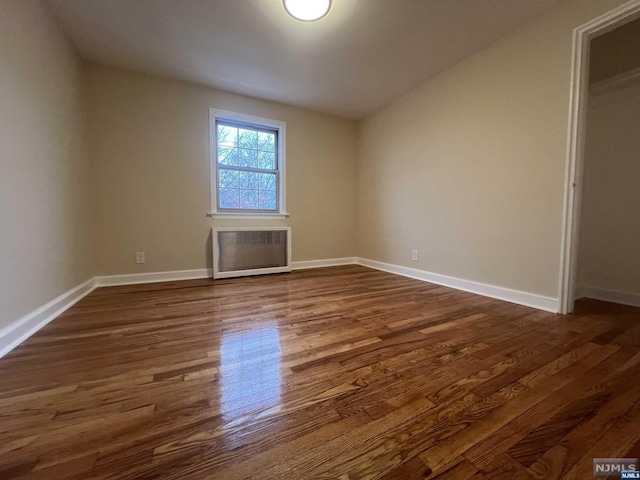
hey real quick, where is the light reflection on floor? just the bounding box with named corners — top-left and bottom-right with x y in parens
top-left (220, 323), bottom-right (282, 422)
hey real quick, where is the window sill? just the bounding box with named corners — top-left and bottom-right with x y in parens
top-left (208, 212), bottom-right (290, 220)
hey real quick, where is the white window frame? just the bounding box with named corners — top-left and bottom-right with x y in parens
top-left (208, 108), bottom-right (288, 219)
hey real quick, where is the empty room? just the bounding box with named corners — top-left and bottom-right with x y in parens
top-left (2, 0), bottom-right (640, 479)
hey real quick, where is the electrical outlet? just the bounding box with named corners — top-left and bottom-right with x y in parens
top-left (412, 250), bottom-right (419, 262)
top-left (136, 252), bottom-right (146, 264)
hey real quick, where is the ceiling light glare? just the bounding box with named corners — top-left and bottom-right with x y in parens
top-left (283, 0), bottom-right (331, 22)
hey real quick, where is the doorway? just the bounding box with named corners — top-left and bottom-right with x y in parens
top-left (559, 0), bottom-right (640, 313)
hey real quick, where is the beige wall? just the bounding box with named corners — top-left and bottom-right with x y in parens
top-left (85, 64), bottom-right (357, 276)
top-left (0, 0), bottom-right (94, 330)
top-left (357, 0), bottom-right (628, 299)
top-left (577, 84), bottom-right (640, 295)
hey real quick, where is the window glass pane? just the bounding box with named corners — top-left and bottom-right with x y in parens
top-left (239, 189), bottom-right (258, 209)
top-left (238, 171), bottom-right (259, 190)
top-left (238, 149), bottom-right (259, 168)
top-left (218, 146), bottom-right (238, 166)
top-left (258, 132), bottom-right (276, 152)
top-left (238, 128), bottom-right (258, 149)
top-left (257, 151), bottom-right (276, 169)
top-left (258, 173), bottom-right (276, 191)
top-left (219, 188), bottom-right (239, 209)
top-left (258, 191), bottom-right (277, 210)
top-left (218, 124), bottom-right (237, 147)
top-left (219, 171), bottom-right (277, 211)
top-left (219, 169), bottom-right (239, 188)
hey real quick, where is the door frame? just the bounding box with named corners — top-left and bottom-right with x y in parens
top-left (558, 0), bottom-right (640, 314)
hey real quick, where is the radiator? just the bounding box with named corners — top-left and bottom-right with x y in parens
top-left (213, 227), bottom-right (292, 279)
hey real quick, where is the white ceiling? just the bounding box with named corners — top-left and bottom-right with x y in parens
top-left (46, 0), bottom-right (562, 119)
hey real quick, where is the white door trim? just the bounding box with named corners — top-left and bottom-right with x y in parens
top-left (558, 0), bottom-right (640, 314)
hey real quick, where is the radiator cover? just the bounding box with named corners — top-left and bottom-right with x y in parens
top-left (213, 227), bottom-right (292, 279)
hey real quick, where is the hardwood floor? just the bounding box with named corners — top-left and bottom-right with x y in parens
top-left (1, 265), bottom-right (639, 479)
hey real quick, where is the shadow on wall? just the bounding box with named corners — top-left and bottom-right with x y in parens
top-left (206, 229), bottom-right (213, 270)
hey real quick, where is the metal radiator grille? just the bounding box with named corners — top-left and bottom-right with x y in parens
top-left (217, 230), bottom-right (288, 273)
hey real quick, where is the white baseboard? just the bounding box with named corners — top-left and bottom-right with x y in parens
top-left (96, 260), bottom-right (359, 285)
top-left (95, 269), bottom-right (213, 287)
top-left (0, 278), bottom-right (97, 359)
top-left (577, 286), bottom-right (640, 308)
top-left (355, 257), bottom-right (559, 313)
top-left (292, 257), bottom-right (356, 270)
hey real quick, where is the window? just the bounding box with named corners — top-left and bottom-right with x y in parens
top-left (209, 109), bottom-right (287, 218)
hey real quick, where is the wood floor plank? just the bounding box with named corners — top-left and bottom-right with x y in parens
top-left (419, 343), bottom-right (618, 476)
top-left (462, 344), bottom-right (623, 469)
top-left (0, 265), bottom-right (638, 479)
top-left (526, 445), bottom-right (569, 480)
top-left (562, 399), bottom-right (640, 479)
